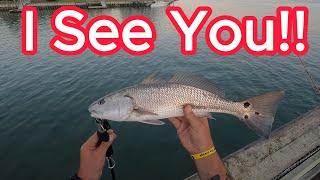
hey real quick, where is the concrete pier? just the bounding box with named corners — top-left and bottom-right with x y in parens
top-left (186, 106), bottom-right (320, 180)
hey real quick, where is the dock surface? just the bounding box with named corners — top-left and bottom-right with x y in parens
top-left (186, 106), bottom-right (320, 180)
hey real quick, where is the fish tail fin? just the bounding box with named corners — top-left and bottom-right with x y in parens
top-left (238, 91), bottom-right (284, 138)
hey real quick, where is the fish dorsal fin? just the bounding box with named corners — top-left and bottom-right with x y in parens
top-left (140, 73), bottom-right (165, 84)
top-left (169, 73), bottom-right (225, 97)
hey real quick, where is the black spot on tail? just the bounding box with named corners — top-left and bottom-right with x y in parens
top-left (255, 112), bottom-right (260, 115)
top-left (244, 102), bottom-right (250, 108)
top-left (244, 115), bottom-right (249, 119)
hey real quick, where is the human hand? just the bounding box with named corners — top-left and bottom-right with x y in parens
top-left (168, 105), bottom-right (214, 154)
top-left (169, 106), bottom-right (228, 179)
top-left (77, 130), bottom-right (116, 180)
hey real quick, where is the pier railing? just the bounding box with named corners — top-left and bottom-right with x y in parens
top-left (186, 106), bottom-right (320, 180)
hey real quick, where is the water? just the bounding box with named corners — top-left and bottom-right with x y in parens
top-left (0, 0), bottom-right (319, 179)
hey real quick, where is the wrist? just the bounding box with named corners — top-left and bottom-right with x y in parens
top-left (77, 169), bottom-right (86, 180)
top-left (193, 151), bottom-right (228, 180)
top-left (189, 140), bottom-right (214, 154)
top-left (70, 173), bottom-right (82, 180)
top-left (198, 141), bottom-right (214, 153)
top-left (77, 168), bottom-right (94, 180)
top-left (195, 153), bottom-right (227, 180)
top-left (194, 154), bottom-right (217, 178)
top-left (191, 146), bottom-right (216, 160)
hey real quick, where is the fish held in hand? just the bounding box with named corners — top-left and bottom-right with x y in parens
top-left (88, 73), bottom-right (284, 138)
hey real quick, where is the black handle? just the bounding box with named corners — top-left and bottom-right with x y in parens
top-left (96, 130), bottom-right (114, 157)
top-left (95, 120), bottom-right (114, 158)
top-left (95, 119), bottom-right (116, 180)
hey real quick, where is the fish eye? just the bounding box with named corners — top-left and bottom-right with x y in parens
top-left (98, 99), bottom-right (105, 105)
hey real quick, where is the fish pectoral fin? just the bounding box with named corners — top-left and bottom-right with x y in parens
top-left (196, 112), bottom-right (215, 120)
top-left (189, 104), bottom-right (207, 109)
top-left (206, 113), bottom-right (215, 120)
top-left (133, 107), bottom-right (158, 116)
top-left (139, 119), bottom-right (165, 125)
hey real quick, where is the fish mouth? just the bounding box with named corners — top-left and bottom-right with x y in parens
top-left (90, 110), bottom-right (104, 119)
top-left (89, 100), bottom-right (108, 120)
top-left (88, 104), bottom-right (104, 119)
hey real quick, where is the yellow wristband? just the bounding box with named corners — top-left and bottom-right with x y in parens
top-left (191, 147), bottom-right (216, 160)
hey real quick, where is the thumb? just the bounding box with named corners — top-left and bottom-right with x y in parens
top-left (168, 117), bottom-right (181, 130)
top-left (82, 132), bottom-right (100, 150)
top-left (183, 105), bottom-right (200, 127)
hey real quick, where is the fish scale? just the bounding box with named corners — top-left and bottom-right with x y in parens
top-left (89, 74), bottom-right (284, 138)
top-left (125, 83), bottom-right (227, 115)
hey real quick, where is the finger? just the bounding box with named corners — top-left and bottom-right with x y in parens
top-left (183, 105), bottom-right (201, 127)
top-left (202, 117), bottom-right (210, 126)
top-left (168, 117), bottom-right (181, 129)
top-left (176, 116), bottom-right (185, 121)
top-left (176, 116), bottom-right (189, 127)
top-left (82, 132), bottom-right (100, 149)
top-left (107, 129), bottom-right (117, 143)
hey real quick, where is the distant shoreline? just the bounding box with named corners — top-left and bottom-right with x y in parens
top-left (0, 0), bottom-right (175, 11)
